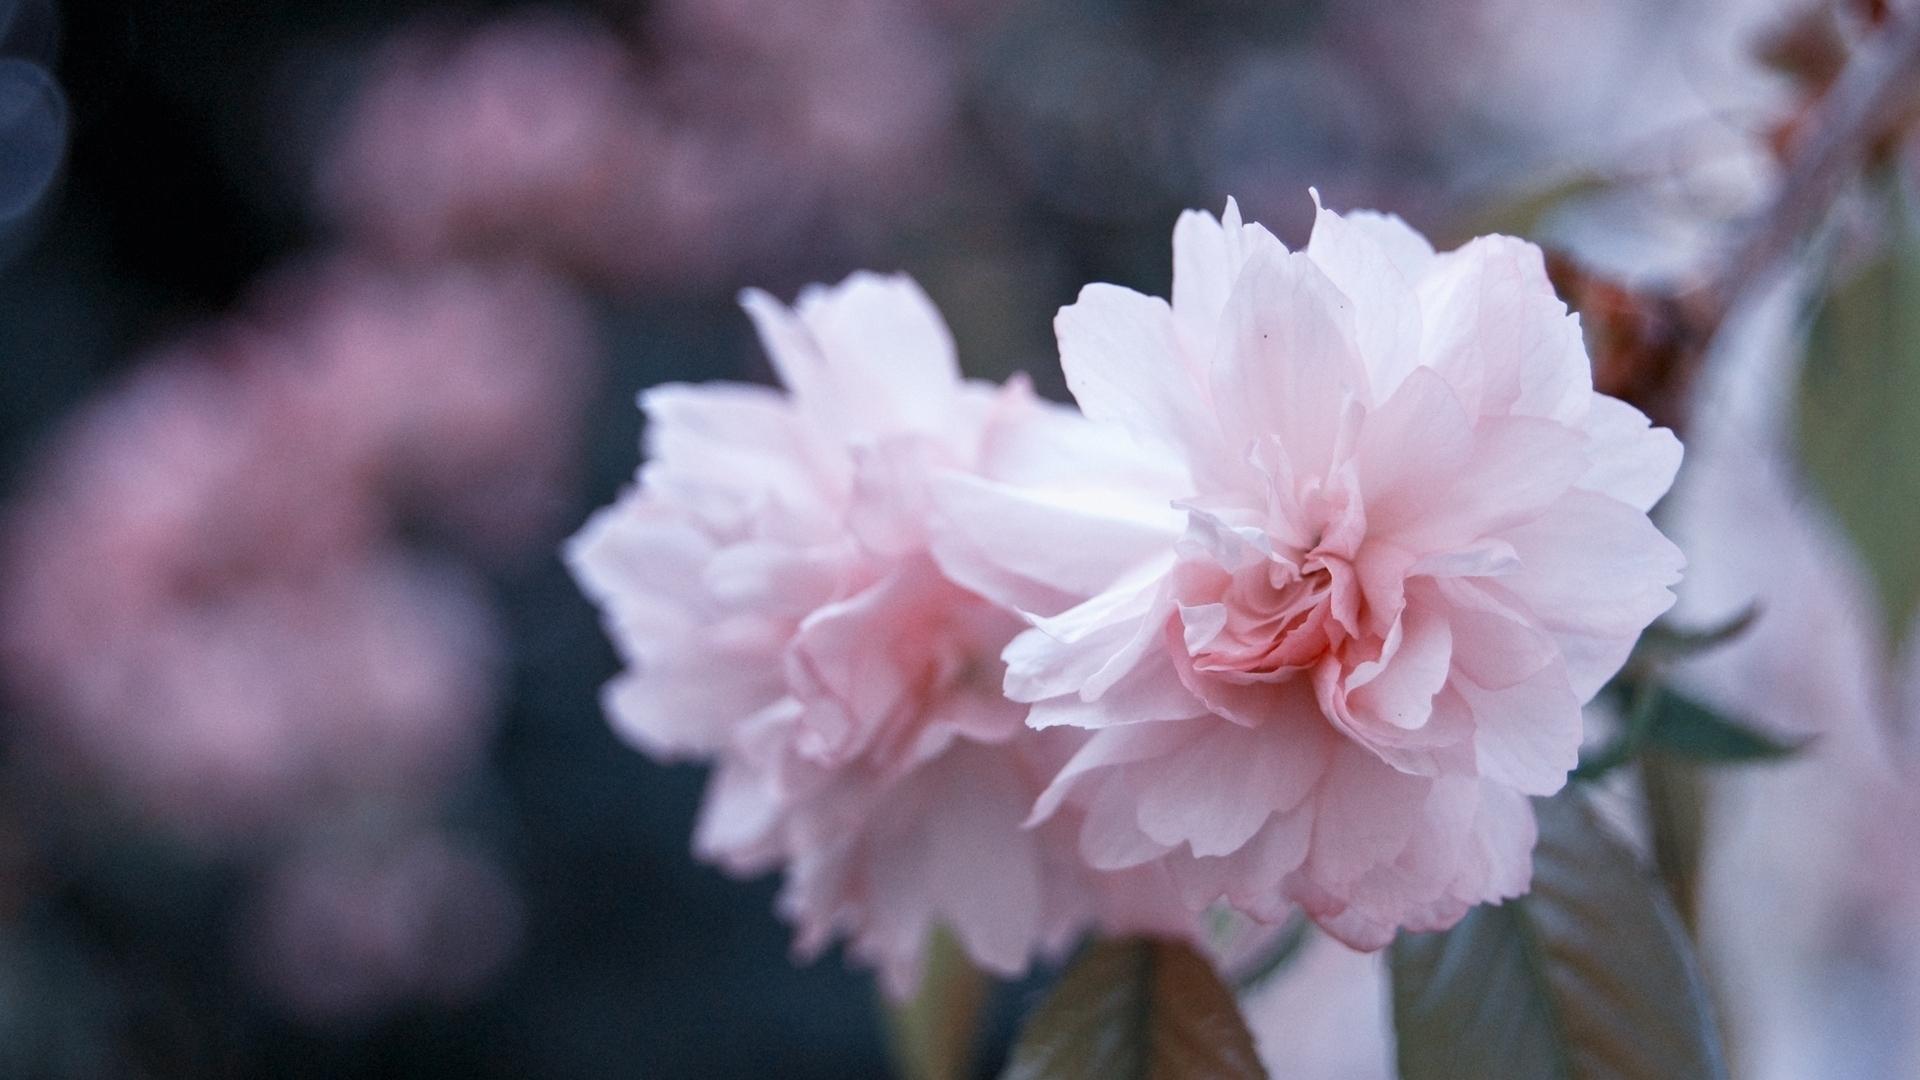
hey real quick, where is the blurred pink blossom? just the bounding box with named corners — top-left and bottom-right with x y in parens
top-left (568, 272), bottom-right (1193, 995)
top-left (941, 197), bottom-right (1684, 947)
top-left (240, 831), bottom-right (522, 1024)
top-left (653, 0), bottom-right (958, 197)
top-left (253, 257), bottom-right (597, 558)
top-left (319, 15), bottom-right (730, 286)
top-left (0, 256), bottom-right (592, 843)
top-left (323, 7), bottom-right (962, 290)
top-left (0, 355), bottom-right (499, 839)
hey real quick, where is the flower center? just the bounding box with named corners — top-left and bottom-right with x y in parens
top-left (1178, 553), bottom-right (1348, 684)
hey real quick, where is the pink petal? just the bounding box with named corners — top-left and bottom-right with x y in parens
top-left (1210, 245), bottom-right (1372, 480)
top-left (1304, 741), bottom-right (1432, 888)
top-left (1306, 191), bottom-right (1425, 398)
top-left (1133, 711), bottom-right (1333, 856)
top-left (1346, 600), bottom-right (1454, 731)
top-left (927, 471), bottom-right (1181, 615)
top-left (1055, 283), bottom-right (1210, 458)
top-left (1457, 665), bottom-right (1582, 796)
top-left (741, 273), bottom-right (961, 439)
top-left (1578, 394), bottom-right (1683, 511)
top-left (1416, 235), bottom-right (1590, 423)
top-left (1498, 489), bottom-right (1684, 698)
top-left (1170, 197), bottom-right (1287, 349)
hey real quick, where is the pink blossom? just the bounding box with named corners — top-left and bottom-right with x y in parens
top-left (568, 272), bottom-right (1191, 994)
top-left (323, 8), bottom-right (961, 291)
top-left (0, 357), bottom-right (499, 842)
top-left (254, 257), bottom-right (598, 559)
top-left (0, 254), bottom-right (592, 843)
top-left (934, 195), bottom-right (1685, 947)
top-left (240, 831), bottom-right (522, 1024)
top-left (318, 16), bottom-right (721, 286)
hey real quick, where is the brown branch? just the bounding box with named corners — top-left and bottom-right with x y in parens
top-left (1557, 11), bottom-right (1920, 436)
top-left (1703, 9), bottom-right (1920, 326)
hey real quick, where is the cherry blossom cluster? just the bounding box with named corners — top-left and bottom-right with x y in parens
top-left (569, 195), bottom-right (1683, 990)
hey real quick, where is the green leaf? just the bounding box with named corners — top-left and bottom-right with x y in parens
top-left (1002, 938), bottom-right (1266, 1080)
top-left (1799, 192), bottom-right (1920, 646)
top-left (1390, 791), bottom-right (1728, 1080)
top-left (1640, 752), bottom-right (1708, 934)
top-left (1642, 686), bottom-right (1805, 763)
top-left (1573, 681), bottom-right (1803, 781)
top-left (1570, 678), bottom-right (1664, 782)
top-left (884, 928), bottom-right (991, 1080)
top-left (1630, 606), bottom-right (1760, 667)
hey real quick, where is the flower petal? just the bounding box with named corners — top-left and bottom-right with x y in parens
top-left (1210, 244), bottom-right (1372, 480)
top-left (1306, 191), bottom-right (1425, 398)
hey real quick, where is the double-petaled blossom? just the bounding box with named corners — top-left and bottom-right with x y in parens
top-left (567, 273), bottom-right (1190, 994)
top-left (933, 196), bottom-right (1685, 947)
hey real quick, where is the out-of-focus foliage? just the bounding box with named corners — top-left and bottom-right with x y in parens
top-left (1001, 939), bottom-right (1265, 1080)
top-left (1799, 188), bottom-right (1920, 646)
top-left (1390, 793), bottom-right (1727, 1080)
top-left (885, 929), bottom-right (992, 1080)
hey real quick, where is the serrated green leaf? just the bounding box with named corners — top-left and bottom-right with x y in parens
top-left (1390, 791), bottom-right (1728, 1080)
top-left (1799, 197), bottom-right (1920, 646)
top-left (1002, 938), bottom-right (1266, 1080)
top-left (884, 928), bottom-right (991, 1080)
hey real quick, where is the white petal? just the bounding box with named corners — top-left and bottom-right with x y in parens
top-left (1210, 244), bottom-right (1372, 479)
top-left (1055, 283), bottom-right (1208, 456)
top-left (1578, 394), bottom-right (1683, 511)
top-left (742, 272), bottom-right (961, 438)
top-left (927, 472), bottom-right (1181, 615)
top-left (1307, 191), bottom-right (1425, 398)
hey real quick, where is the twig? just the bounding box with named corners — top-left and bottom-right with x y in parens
top-left (1701, 10), bottom-right (1920, 327)
top-left (1561, 13), bottom-right (1920, 436)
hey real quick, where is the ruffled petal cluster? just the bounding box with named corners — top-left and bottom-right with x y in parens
top-left (568, 273), bottom-right (1189, 993)
top-left (572, 195), bottom-right (1685, 970)
top-left (937, 196), bottom-right (1684, 947)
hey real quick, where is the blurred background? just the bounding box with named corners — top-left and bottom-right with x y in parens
top-left (3, 0), bottom-right (1918, 1076)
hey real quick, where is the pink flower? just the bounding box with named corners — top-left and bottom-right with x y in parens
top-left (257, 257), bottom-right (598, 560)
top-left (934, 195), bottom-right (1685, 947)
top-left (0, 358), bottom-right (500, 842)
top-left (319, 16), bottom-right (699, 285)
top-left (322, 7), bottom-right (963, 292)
top-left (240, 830), bottom-right (522, 1024)
top-left (568, 272), bottom-right (1190, 994)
